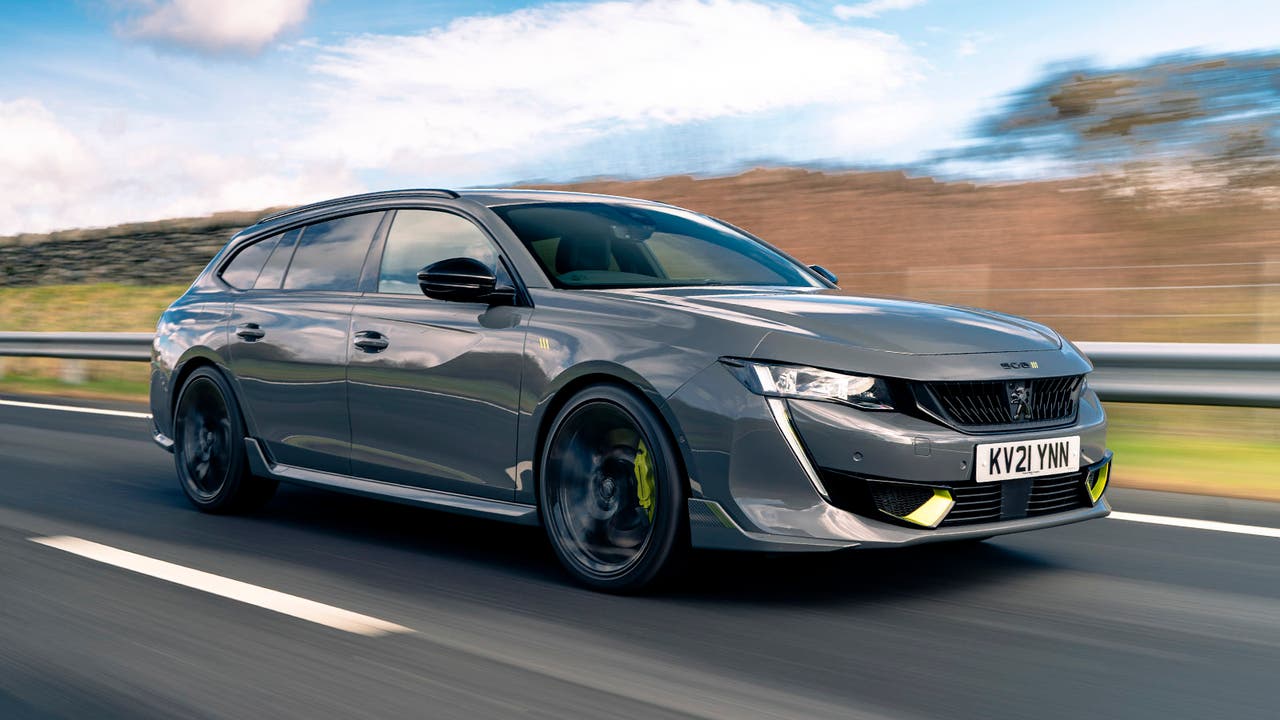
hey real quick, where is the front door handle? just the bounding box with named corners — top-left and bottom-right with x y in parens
top-left (353, 330), bottom-right (389, 352)
top-left (236, 323), bottom-right (265, 341)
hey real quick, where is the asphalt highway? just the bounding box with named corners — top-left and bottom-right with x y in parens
top-left (1, 394), bottom-right (1277, 719)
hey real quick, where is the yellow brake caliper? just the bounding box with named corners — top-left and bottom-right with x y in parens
top-left (634, 441), bottom-right (656, 522)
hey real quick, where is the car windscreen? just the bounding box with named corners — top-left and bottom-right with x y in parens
top-left (492, 202), bottom-right (822, 289)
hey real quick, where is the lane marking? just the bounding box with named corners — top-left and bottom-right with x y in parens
top-left (29, 536), bottom-right (413, 637)
top-left (0, 398), bottom-right (151, 419)
top-left (1111, 511), bottom-right (1280, 539)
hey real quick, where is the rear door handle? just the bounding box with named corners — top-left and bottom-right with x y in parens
top-left (236, 323), bottom-right (265, 341)
top-left (353, 330), bottom-right (389, 352)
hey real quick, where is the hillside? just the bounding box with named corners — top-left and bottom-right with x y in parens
top-left (3, 168), bottom-right (1277, 342)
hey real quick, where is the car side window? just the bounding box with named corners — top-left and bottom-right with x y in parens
top-left (378, 210), bottom-right (500, 295)
top-left (282, 213), bottom-right (383, 292)
top-left (254, 228), bottom-right (301, 290)
top-left (219, 235), bottom-right (279, 290)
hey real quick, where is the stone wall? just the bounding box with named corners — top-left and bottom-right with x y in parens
top-left (0, 210), bottom-right (268, 287)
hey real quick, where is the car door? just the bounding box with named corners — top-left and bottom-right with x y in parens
top-left (228, 211), bottom-right (385, 476)
top-left (347, 208), bottom-right (530, 500)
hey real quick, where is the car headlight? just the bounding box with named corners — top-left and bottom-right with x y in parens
top-left (724, 360), bottom-right (894, 410)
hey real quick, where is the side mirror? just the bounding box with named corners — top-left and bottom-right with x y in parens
top-left (809, 264), bottom-right (839, 286)
top-left (417, 257), bottom-right (516, 305)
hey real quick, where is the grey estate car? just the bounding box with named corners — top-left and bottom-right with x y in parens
top-left (150, 188), bottom-right (1112, 591)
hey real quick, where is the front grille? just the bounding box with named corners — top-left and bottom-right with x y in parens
top-left (1027, 474), bottom-right (1090, 516)
top-left (939, 484), bottom-right (1003, 527)
top-left (920, 375), bottom-right (1083, 430)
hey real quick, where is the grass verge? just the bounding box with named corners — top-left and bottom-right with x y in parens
top-left (1105, 403), bottom-right (1279, 503)
top-left (0, 283), bottom-right (186, 332)
top-left (0, 374), bottom-right (151, 402)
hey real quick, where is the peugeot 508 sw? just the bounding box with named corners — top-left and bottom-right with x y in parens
top-left (151, 188), bottom-right (1112, 591)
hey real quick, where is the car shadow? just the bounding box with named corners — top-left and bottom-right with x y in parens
top-left (13, 470), bottom-right (1058, 608)
top-left (253, 485), bottom-right (1054, 606)
top-left (672, 541), bottom-right (1053, 606)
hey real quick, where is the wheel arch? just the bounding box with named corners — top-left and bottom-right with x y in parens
top-left (167, 349), bottom-right (245, 434)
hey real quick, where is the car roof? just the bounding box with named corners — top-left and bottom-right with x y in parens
top-left (253, 188), bottom-right (667, 229)
top-left (458, 188), bottom-right (668, 209)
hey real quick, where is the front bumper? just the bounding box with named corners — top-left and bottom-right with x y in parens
top-left (687, 495), bottom-right (1111, 552)
top-left (667, 362), bottom-right (1111, 551)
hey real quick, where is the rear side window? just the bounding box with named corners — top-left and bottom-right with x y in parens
top-left (378, 210), bottom-right (500, 295)
top-left (282, 213), bottom-right (383, 291)
top-left (255, 228), bottom-right (301, 290)
top-left (219, 235), bottom-right (279, 289)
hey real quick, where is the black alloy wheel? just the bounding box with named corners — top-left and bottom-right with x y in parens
top-left (539, 384), bottom-right (686, 592)
top-left (173, 366), bottom-right (277, 513)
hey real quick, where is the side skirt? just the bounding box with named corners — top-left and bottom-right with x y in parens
top-left (244, 438), bottom-right (540, 526)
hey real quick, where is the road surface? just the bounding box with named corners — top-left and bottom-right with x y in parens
top-left (1, 395), bottom-right (1277, 719)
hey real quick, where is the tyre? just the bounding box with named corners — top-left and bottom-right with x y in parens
top-left (173, 366), bottom-right (277, 513)
top-left (538, 384), bottom-right (687, 592)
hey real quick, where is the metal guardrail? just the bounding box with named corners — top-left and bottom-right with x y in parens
top-left (1076, 341), bottom-right (1280, 408)
top-left (0, 333), bottom-right (1277, 408)
top-left (0, 332), bottom-right (153, 362)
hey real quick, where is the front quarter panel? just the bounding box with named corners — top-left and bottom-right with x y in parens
top-left (514, 288), bottom-right (770, 504)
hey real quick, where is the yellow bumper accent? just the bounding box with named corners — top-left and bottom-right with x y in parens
top-left (899, 488), bottom-right (955, 529)
top-left (1089, 459), bottom-right (1111, 503)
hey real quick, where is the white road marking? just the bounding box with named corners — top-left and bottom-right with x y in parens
top-left (29, 536), bottom-right (413, 637)
top-left (1111, 511), bottom-right (1280, 539)
top-left (0, 398), bottom-right (151, 419)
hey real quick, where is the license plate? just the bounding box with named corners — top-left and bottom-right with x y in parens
top-left (975, 436), bottom-right (1080, 482)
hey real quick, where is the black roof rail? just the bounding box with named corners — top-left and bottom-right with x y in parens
top-left (256, 188), bottom-right (461, 224)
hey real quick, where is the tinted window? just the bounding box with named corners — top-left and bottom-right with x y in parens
top-left (378, 210), bottom-right (500, 295)
top-left (255, 228), bottom-right (301, 290)
top-left (283, 213), bottom-right (382, 291)
top-left (494, 202), bottom-right (819, 289)
top-left (219, 235), bottom-right (279, 289)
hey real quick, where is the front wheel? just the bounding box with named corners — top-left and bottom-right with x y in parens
top-left (173, 366), bottom-right (277, 514)
top-left (539, 385), bottom-right (687, 592)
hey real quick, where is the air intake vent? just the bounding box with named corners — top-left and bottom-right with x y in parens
top-left (939, 484), bottom-right (1003, 527)
top-left (867, 482), bottom-right (936, 518)
top-left (1026, 474), bottom-right (1090, 516)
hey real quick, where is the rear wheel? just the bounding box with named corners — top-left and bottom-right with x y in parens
top-left (173, 367), bottom-right (277, 513)
top-left (539, 385), bottom-right (686, 592)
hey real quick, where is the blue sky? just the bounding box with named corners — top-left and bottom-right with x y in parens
top-left (1, 0), bottom-right (1277, 233)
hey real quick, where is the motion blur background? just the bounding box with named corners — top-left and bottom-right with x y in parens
top-left (1, 0), bottom-right (1277, 499)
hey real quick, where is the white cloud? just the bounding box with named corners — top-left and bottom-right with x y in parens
top-left (0, 99), bottom-right (99, 234)
top-left (0, 98), bottom-right (356, 235)
top-left (299, 0), bottom-right (921, 176)
top-left (833, 0), bottom-right (926, 21)
top-left (1, 0), bottom-right (926, 234)
top-left (122, 0), bottom-right (310, 55)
